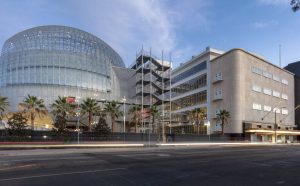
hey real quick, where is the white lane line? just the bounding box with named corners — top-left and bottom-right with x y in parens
top-left (118, 153), bottom-right (170, 157)
top-left (0, 164), bottom-right (36, 171)
top-left (0, 168), bottom-right (126, 182)
top-left (0, 156), bottom-right (93, 163)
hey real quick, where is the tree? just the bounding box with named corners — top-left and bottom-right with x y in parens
top-left (150, 105), bottom-right (159, 134)
top-left (291, 0), bottom-right (300, 12)
top-left (94, 112), bottom-right (111, 135)
top-left (216, 109), bottom-right (230, 135)
top-left (129, 105), bottom-right (142, 133)
top-left (80, 98), bottom-right (100, 132)
top-left (19, 95), bottom-right (47, 130)
top-left (104, 101), bottom-right (122, 133)
top-left (7, 112), bottom-right (29, 136)
top-left (193, 108), bottom-right (206, 135)
top-left (0, 95), bottom-right (9, 127)
top-left (51, 96), bottom-right (75, 131)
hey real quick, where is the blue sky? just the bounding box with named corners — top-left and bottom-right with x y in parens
top-left (0, 0), bottom-right (299, 68)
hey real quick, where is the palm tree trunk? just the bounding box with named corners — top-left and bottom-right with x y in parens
top-left (111, 116), bottom-right (115, 133)
top-left (88, 112), bottom-right (92, 132)
top-left (222, 120), bottom-right (224, 136)
top-left (135, 120), bottom-right (137, 133)
top-left (31, 112), bottom-right (35, 130)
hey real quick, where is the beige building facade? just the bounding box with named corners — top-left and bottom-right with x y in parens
top-left (171, 47), bottom-right (299, 142)
top-left (210, 49), bottom-right (296, 142)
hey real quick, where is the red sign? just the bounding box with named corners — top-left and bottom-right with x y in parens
top-left (142, 108), bottom-right (150, 118)
top-left (66, 96), bottom-right (76, 104)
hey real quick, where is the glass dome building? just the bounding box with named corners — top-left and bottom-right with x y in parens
top-left (0, 25), bottom-right (125, 110)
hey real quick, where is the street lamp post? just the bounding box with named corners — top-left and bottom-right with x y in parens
top-left (204, 120), bottom-right (211, 141)
top-left (76, 96), bottom-right (81, 145)
top-left (122, 96), bottom-right (126, 133)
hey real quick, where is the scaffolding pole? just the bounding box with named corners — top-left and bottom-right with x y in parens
top-left (150, 48), bottom-right (153, 134)
top-left (162, 50), bottom-right (165, 142)
top-left (141, 47), bottom-right (144, 133)
top-left (169, 52), bottom-right (172, 135)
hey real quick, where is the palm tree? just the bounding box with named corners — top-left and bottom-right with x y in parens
top-left (129, 105), bottom-right (141, 133)
top-left (193, 108), bottom-right (206, 135)
top-left (80, 98), bottom-right (100, 132)
top-left (19, 95), bottom-right (47, 130)
top-left (51, 96), bottom-right (75, 130)
top-left (0, 95), bottom-right (9, 126)
top-left (216, 109), bottom-right (230, 135)
top-left (104, 100), bottom-right (122, 132)
top-left (150, 105), bottom-right (159, 134)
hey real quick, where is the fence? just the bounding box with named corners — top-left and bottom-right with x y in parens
top-left (0, 130), bottom-right (247, 143)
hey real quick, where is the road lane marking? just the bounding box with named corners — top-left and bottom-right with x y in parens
top-left (0, 156), bottom-right (93, 163)
top-left (0, 168), bottom-right (126, 182)
top-left (118, 153), bottom-right (170, 157)
top-left (0, 164), bottom-right (36, 171)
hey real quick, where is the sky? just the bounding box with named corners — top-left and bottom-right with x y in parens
top-left (0, 0), bottom-right (299, 68)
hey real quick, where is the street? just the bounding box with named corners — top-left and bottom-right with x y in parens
top-left (0, 145), bottom-right (300, 185)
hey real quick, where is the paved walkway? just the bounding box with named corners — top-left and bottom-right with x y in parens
top-left (0, 141), bottom-right (298, 150)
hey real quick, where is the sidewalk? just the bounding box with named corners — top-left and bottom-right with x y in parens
top-left (0, 141), bottom-right (298, 150)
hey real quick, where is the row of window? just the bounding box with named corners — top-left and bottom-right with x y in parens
top-left (252, 66), bottom-right (288, 85)
top-left (252, 103), bottom-right (288, 115)
top-left (252, 85), bottom-right (288, 100)
top-left (171, 91), bottom-right (207, 111)
top-left (171, 75), bottom-right (207, 98)
top-left (172, 61), bottom-right (207, 84)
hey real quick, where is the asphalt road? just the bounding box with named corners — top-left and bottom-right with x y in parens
top-left (0, 145), bottom-right (300, 186)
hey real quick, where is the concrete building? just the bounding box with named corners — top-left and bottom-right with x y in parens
top-left (284, 62), bottom-right (300, 128)
top-left (211, 49), bottom-right (295, 142)
top-left (170, 47), bottom-right (223, 134)
top-left (171, 47), bottom-right (298, 142)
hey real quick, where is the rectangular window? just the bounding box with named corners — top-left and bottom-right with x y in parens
top-left (263, 71), bottom-right (272, 79)
top-left (282, 109), bottom-right (288, 115)
top-left (252, 85), bottom-right (262, 92)
top-left (281, 79), bottom-right (288, 85)
top-left (252, 66), bottom-right (262, 75)
top-left (253, 103), bottom-right (262, 110)
top-left (263, 88), bottom-right (272, 95)
top-left (263, 105), bottom-right (272, 112)
top-left (273, 91), bottom-right (280, 98)
top-left (273, 75), bottom-right (281, 82)
top-left (282, 94), bottom-right (288, 100)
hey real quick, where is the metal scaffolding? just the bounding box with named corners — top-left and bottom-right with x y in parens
top-left (131, 48), bottom-right (172, 140)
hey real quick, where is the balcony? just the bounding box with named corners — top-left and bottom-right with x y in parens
top-left (212, 74), bottom-right (223, 84)
top-left (213, 94), bottom-right (223, 101)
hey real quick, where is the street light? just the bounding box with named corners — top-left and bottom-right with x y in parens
top-left (204, 120), bottom-right (211, 141)
top-left (75, 96), bottom-right (81, 144)
top-left (122, 96), bottom-right (126, 133)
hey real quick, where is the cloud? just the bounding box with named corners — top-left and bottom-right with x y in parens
top-left (251, 20), bottom-right (279, 28)
top-left (0, 0), bottom-right (211, 67)
top-left (70, 0), bottom-right (211, 66)
top-left (69, 0), bottom-right (175, 66)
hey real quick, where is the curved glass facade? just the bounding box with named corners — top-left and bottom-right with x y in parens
top-left (0, 25), bottom-right (125, 110)
top-left (0, 25), bottom-right (124, 89)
